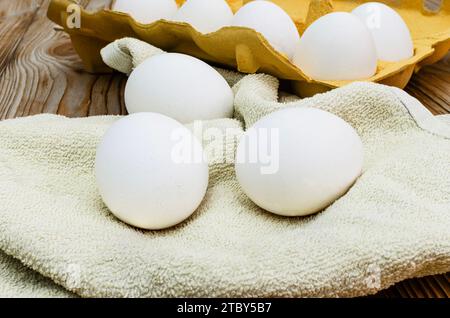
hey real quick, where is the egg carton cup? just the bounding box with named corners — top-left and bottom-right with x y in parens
top-left (47, 0), bottom-right (450, 97)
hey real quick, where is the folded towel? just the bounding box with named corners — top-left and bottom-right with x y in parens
top-left (0, 250), bottom-right (73, 298)
top-left (0, 38), bottom-right (449, 297)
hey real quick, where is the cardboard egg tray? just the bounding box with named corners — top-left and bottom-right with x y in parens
top-left (47, 0), bottom-right (450, 97)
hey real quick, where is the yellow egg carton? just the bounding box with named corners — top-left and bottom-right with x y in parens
top-left (47, 0), bottom-right (450, 97)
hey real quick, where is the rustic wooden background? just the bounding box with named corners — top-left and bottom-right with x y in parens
top-left (0, 0), bottom-right (448, 297)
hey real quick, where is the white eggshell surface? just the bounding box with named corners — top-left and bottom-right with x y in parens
top-left (293, 12), bottom-right (377, 81)
top-left (235, 107), bottom-right (363, 217)
top-left (231, 0), bottom-right (300, 59)
top-left (352, 2), bottom-right (414, 62)
top-left (112, 0), bottom-right (177, 24)
top-left (95, 113), bottom-right (209, 230)
top-left (125, 53), bottom-right (234, 123)
top-left (172, 0), bottom-right (233, 33)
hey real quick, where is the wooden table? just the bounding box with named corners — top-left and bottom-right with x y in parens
top-left (0, 0), bottom-right (449, 298)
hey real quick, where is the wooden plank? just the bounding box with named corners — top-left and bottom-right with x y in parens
top-left (434, 274), bottom-right (450, 296)
top-left (0, 0), bottom-right (125, 119)
top-left (422, 276), bottom-right (447, 298)
top-left (405, 54), bottom-right (450, 115)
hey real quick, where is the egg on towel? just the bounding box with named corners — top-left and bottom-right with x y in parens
top-left (124, 53), bottom-right (234, 123)
top-left (172, 0), bottom-right (234, 33)
top-left (112, 0), bottom-right (177, 24)
top-left (235, 107), bottom-right (363, 217)
top-left (231, 0), bottom-right (300, 59)
top-left (293, 12), bottom-right (377, 81)
top-left (95, 113), bottom-right (208, 230)
top-left (352, 2), bottom-right (414, 62)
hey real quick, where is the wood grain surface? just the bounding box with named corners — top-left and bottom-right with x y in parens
top-left (0, 0), bottom-right (448, 298)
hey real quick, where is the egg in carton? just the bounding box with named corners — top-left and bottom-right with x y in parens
top-left (47, 0), bottom-right (450, 97)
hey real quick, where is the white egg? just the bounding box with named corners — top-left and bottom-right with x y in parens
top-left (172, 0), bottom-right (233, 33)
top-left (292, 12), bottom-right (377, 81)
top-left (95, 113), bottom-right (208, 230)
top-left (235, 107), bottom-right (363, 217)
top-left (112, 0), bottom-right (177, 24)
top-left (125, 53), bottom-right (234, 123)
top-left (231, 0), bottom-right (300, 59)
top-left (352, 2), bottom-right (414, 62)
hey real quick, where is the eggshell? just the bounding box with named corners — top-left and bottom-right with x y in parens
top-left (231, 0), bottom-right (300, 59)
top-left (352, 2), bottom-right (414, 62)
top-left (125, 53), bottom-right (234, 123)
top-left (112, 0), bottom-right (177, 24)
top-left (172, 0), bottom-right (233, 33)
top-left (95, 113), bottom-right (208, 230)
top-left (293, 12), bottom-right (377, 81)
top-left (235, 107), bottom-right (363, 217)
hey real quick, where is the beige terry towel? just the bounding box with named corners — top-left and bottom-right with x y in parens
top-left (0, 38), bottom-right (449, 297)
top-left (0, 250), bottom-right (73, 298)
